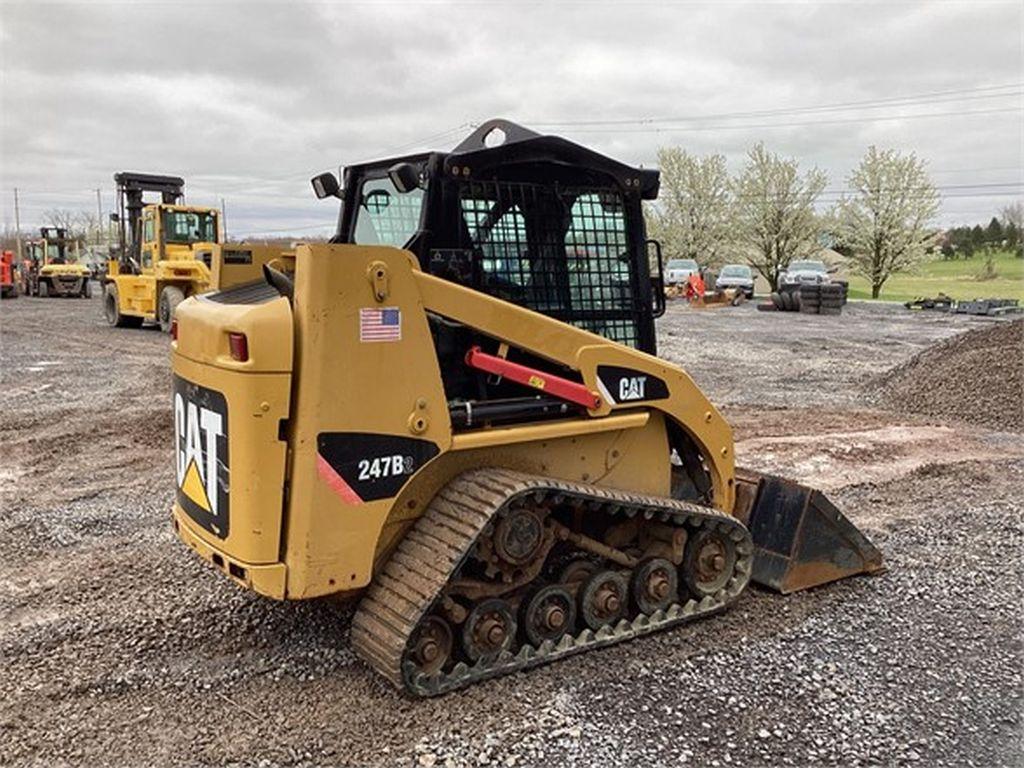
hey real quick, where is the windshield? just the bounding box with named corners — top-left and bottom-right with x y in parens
top-left (667, 259), bottom-right (698, 270)
top-left (721, 265), bottom-right (751, 277)
top-left (353, 176), bottom-right (425, 247)
top-left (163, 210), bottom-right (218, 244)
top-left (788, 260), bottom-right (826, 273)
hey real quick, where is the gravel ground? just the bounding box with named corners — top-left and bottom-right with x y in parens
top-left (1, 293), bottom-right (1022, 767)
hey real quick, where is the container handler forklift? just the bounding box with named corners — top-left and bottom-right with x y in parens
top-left (103, 173), bottom-right (219, 331)
top-left (104, 172), bottom-right (284, 331)
top-left (170, 120), bottom-right (883, 696)
top-left (20, 228), bottom-right (91, 298)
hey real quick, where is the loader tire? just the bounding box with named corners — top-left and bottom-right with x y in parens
top-left (104, 284), bottom-right (142, 328)
top-left (82, 280), bottom-right (92, 299)
top-left (771, 292), bottom-right (783, 310)
top-left (158, 285), bottom-right (185, 333)
top-left (38, 281), bottom-right (48, 298)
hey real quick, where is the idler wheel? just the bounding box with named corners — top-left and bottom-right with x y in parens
top-left (462, 598), bottom-right (516, 662)
top-left (682, 529), bottom-right (737, 597)
top-left (493, 506), bottom-right (544, 566)
top-left (579, 570), bottom-right (628, 630)
top-left (408, 615), bottom-right (453, 676)
top-left (522, 585), bottom-right (576, 646)
top-left (631, 557), bottom-right (678, 614)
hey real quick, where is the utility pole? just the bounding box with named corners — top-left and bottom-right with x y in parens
top-left (13, 187), bottom-right (22, 260)
top-left (221, 197), bottom-right (228, 241)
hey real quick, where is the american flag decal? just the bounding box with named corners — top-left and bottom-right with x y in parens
top-left (359, 307), bottom-right (402, 342)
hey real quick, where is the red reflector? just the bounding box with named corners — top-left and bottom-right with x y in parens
top-left (228, 332), bottom-right (248, 362)
top-left (170, 319), bottom-right (178, 341)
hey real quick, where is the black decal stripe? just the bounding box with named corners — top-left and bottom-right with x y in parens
top-left (317, 433), bottom-right (440, 502)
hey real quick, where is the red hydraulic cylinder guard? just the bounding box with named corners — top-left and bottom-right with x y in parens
top-left (464, 346), bottom-right (600, 409)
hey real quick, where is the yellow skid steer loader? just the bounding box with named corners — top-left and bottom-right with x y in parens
top-left (170, 120), bottom-right (882, 696)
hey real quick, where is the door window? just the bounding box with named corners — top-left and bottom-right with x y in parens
top-left (353, 177), bottom-right (424, 247)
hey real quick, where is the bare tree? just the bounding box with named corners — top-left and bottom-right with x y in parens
top-left (833, 147), bottom-right (940, 298)
top-left (43, 209), bottom-right (81, 234)
top-left (1001, 201), bottom-right (1023, 229)
top-left (731, 143), bottom-right (827, 290)
top-left (645, 148), bottom-right (732, 268)
top-left (1001, 201), bottom-right (1023, 257)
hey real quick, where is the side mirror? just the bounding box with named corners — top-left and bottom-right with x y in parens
top-left (388, 162), bottom-right (420, 194)
top-left (311, 172), bottom-right (341, 200)
top-left (109, 213), bottom-right (120, 222)
top-left (827, 265), bottom-right (839, 274)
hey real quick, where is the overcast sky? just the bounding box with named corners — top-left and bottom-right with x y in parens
top-left (1, 0), bottom-right (1021, 237)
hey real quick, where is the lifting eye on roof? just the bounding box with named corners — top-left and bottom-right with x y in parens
top-left (483, 126), bottom-right (506, 148)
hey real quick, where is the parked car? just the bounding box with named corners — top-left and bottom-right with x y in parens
top-left (780, 259), bottom-right (831, 288)
top-left (715, 263), bottom-right (755, 298)
top-left (664, 258), bottom-right (699, 285)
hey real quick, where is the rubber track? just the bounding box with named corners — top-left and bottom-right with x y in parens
top-left (351, 468), bottom-right (753, 696)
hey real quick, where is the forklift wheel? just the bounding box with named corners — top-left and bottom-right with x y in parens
top-left (104, 284), bottom-right (142, 328)
top-left (158, 285), bottom-right (186, 333)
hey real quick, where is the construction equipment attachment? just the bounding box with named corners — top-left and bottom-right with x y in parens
top-left (168, 119), bottom-right (884, 696)
top-left (734, 470), bottom-right (885, 594)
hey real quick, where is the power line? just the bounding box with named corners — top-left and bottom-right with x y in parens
top-left (566, 106), bottom-right (1020, 134)
top-left (527, 83), bottom-right (1023, 128)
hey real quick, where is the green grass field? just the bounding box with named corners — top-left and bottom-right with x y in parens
top-left (845, 250), bottom-right (1024, 302)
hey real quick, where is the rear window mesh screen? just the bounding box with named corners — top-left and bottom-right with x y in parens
top-left (457, 180), bottom-right (640, 347)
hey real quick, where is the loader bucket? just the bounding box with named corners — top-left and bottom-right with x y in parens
top-left (733, 469), bottom-right (885, 594)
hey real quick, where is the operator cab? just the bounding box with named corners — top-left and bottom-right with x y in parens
top-left (313, 120), bottom-right (664, 356)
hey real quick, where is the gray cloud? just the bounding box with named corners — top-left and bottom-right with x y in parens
top-left (1, 0), bottom-right (1020, 234)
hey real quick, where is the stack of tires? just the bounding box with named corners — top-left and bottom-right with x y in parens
top-left (799, 283), bottom-right (845, 315)
top-left (764, 286), bottom-right (801, 311)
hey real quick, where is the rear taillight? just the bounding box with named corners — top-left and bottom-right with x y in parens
top-left (170, 319), bottom-right (178, 341)
top-left (228, 332), bottom-right (249, 362)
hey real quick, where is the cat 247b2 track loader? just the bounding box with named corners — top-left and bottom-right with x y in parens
top-left (170, 120), bottom-right (882, 696)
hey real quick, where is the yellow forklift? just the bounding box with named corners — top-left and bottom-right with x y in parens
top-left (103, 172), bottom-right (284, 331)
top-left (21, 227), bottom-right (92, 298)
top-left (103, 173), bottom-right (220, 330)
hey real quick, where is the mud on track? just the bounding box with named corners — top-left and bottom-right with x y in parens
top-left (1, 294), bottom-right (1021, 767)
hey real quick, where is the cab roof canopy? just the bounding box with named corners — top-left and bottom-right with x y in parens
top-left (348, 119), bottom-right (661, 200)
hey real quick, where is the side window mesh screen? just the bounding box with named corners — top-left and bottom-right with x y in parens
top-left (457, 180), bottom-right (639, 348)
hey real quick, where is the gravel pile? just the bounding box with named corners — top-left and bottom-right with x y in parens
top-left (873, 319), bottom-right (1024, 432)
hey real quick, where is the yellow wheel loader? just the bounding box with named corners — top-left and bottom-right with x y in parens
top-left (22, 228), bottom-right (92, 298)
top-left (104, 172), bottom-right (280, 331)
top-left (170, 120), bottom-right (882, 696)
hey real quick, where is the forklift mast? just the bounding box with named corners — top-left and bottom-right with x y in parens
top-left (113, 172), bottom-right (185, 270)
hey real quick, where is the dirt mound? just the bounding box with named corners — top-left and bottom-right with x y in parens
top-left (873, 319), bottom-right (1023, 432)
